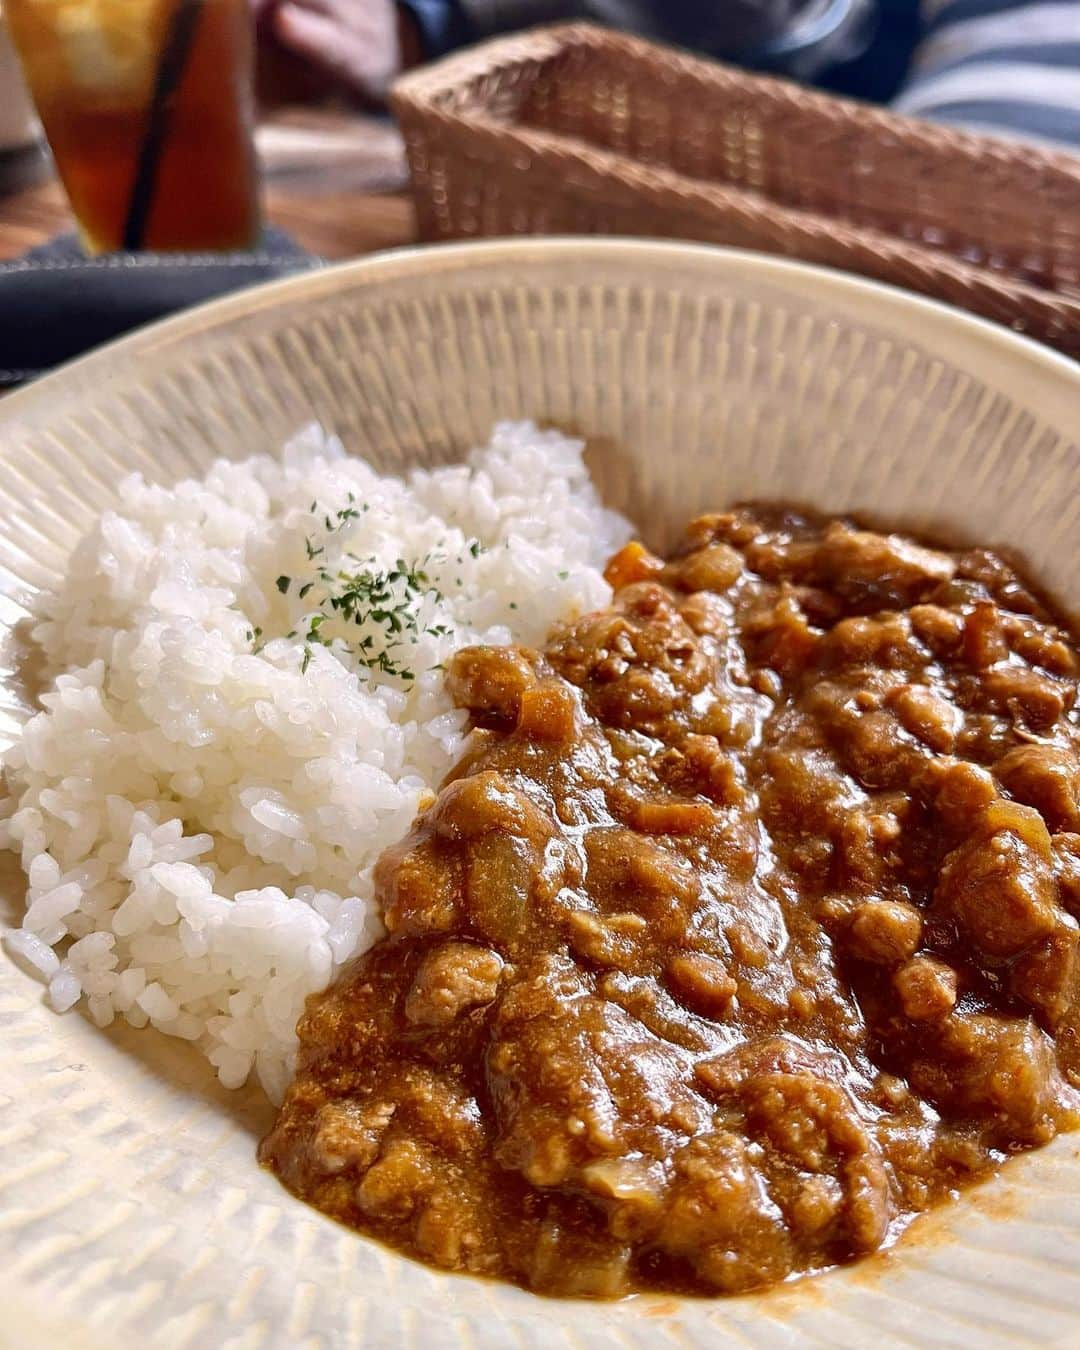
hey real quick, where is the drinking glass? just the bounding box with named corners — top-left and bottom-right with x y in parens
top-left (6, 0), bottom-right (261, 253)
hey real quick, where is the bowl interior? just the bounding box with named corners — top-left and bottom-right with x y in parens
top-left (0, 240), bottom-right (1077, 1350)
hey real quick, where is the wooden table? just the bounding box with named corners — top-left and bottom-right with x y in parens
top-left (0, 109), bottom-right (419, 260)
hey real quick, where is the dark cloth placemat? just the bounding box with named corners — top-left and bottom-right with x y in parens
top-left (0, 227), bottom-right (322, 387)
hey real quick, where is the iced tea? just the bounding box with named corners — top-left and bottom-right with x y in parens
top-left (6, 0), bottom-right (260, 253)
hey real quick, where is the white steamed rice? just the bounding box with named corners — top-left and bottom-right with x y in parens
top-left (0, 421), bottom-right (630, 1100)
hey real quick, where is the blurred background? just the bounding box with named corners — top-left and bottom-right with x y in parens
top-left (0, 0), bottom-right (1076, 376)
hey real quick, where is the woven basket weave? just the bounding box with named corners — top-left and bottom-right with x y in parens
top-left (391, 23), bottom-right (1080, 356)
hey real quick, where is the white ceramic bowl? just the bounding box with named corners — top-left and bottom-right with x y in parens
top-left (0, 240), bottom-right (1077, 1350)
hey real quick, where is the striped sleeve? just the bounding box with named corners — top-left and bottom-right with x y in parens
top-left (892, 1), bottom-right (1080, 151)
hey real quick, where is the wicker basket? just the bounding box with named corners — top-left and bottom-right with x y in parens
top-left (391, 23), bottom-right (1080, 356)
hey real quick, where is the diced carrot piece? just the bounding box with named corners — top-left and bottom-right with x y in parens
top-left (517, 682), bottom-right (578, 742)
top-left (630, 799), bottom-right (717, 835)
top-left (603, 541), bottom-right (665, 592)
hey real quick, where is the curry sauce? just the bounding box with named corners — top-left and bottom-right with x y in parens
top-left (261, 507), bottom-right (1080, 1298)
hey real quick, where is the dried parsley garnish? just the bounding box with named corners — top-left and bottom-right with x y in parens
top-left (259, 506), bottom-right (487, 682)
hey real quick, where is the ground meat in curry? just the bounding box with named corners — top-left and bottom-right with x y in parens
top-left (260, 507), bottom-right (1080, 1298)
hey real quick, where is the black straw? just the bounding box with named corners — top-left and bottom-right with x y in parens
top-left (122, 0), bottom-right (206, 251)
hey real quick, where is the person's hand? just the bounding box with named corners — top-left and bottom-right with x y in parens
top-left (255, 0), bottom-right (419, 104)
